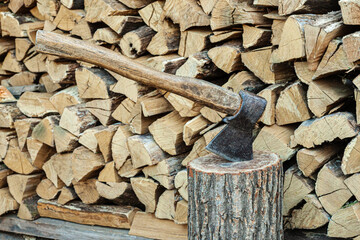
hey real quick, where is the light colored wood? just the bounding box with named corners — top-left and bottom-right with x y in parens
top-left (143, 154), bottom-right (185, 189)
top-left (94, 125), bottom-right (118, 163)
top-left (118, 159), bottom-right (142, 178)
top-left (14, 118), bottom-right (39, 151)
top-left (46, 60), bottom-right (79, 84)
top-left (283, 165), bottom-right (315, 216)
top-left (72, 147), bottom-right (105, 182)
top-left (294, 61), bottom-right (315, 84)
top-left (27, 137), bottom-right (55, 169)
top-left (241, 46), bottom-right (294, 84)
top-left (0, 103), bottom-right (23, 129)
top-left (103, 15), bottom-right (143, 36)
top-left (30, 6), bottom-right (46, 20)
top-left (15, 38), bottom-right (32, 61)
top-left (120, 26), bottom-right (156, 58)
top-left (288, 194), bottom-right (329, 229)
top-left (162, 0), bottom-right (209, 31)
top-left (59, 104), bottom-right (98, 137)
top-left (155, 190), bottom-right (176, 220)
top-left (183, 115), bottom-right (211, 146)
top-left (32, 115), bottom-right (59, 147)
top-left (36, 178), bottom-right (63, 200)
top-left (271, 19), bottom-right (285, 46)
top-left (58, 187), bottom-right (78, 205)
top-left (342, 31), bottom-right (360, 63)
top-left (86, 98), bottom-right (121, 126)
top-left (93, 27), bottom-right (121, 44)
top-left (50, 86), bottom-right (84, 115)
top-left (23, 50), bottom-right (47, 73)
top-left (209, 30), bottom-right (242, 43)
top-left (146, 54), bottom-right (186, 74)
top-left (279, 0), bottom-right (340, 15)
top-left (78, 126), bottom-right (104, 153)
top-left (53, 6), bottom-right (84, 31)
top-left (210, 0), bottom-right (269, 31)
top-left (118, 0), bottom-right (154, 9)
top-left (315, 159), bottom-right (353, 215)
top-left (2, 50), bottom-right (25, 72)
top-left (253, 124), bottom-right (298, 162)
top-left (98, 161), bottom-right (122, 183)
top-left (199, 0), bottom-right (217, 14)
top-left (208, 41), bottom-right (243, 74)
top-left (181, 137), bottom-right (209, 166)
top-left (178, 29), bottom-right (212, 57)
top-left (9, 0), bottom-right (25, 13)
top-left (0, 130), bottom-right (16, 162)
top-left (307, 78), bottom-right (352, 117)
top-left (17, 195), bottom-right (40, 221)
top-left (165, 93), bottom-right (202, 118)
top-left (49, 153), bottom-right (74, 187)
top-left (3, 138), bottom-right (38, 174)
top-left (327, 202), bottom-right (360, 238)
top-left (253, 0), bottom-right (278, 6)
top-left (344, 173), bottom-right (360, 201)
top-left (0, 38), bottom-right (15, 57)
top-left (174, 200), bottom-right (187, 225)
top-left (138, 1), bottom-right (164, 31)
top-left (140, 91), bottom-right (173, 117)
top-left (131, 177), bottom-right (162, 213)
top-left (275, 81), bottom-right (311, 125)
top-left (7, 173), bottom-right (43, 203)
top-left (312, 40), bottom-right (354, 80)
top-left (0, 187), bottom-right (19, 216)
top-left (60, 0), bottom-right (84, 9)
top-left (0, 12), bottom-right (44, 37)
top-left (0, 164), bottom-right (13, 188)
top-left (17, 92), bottom-right (57, 118)
top-left (38, 199), bottom-right (138, 229)
top-left (53, 126), bottom-right (79, 153)
top-left (243, 25), bottom-right (271, 49)
top-left (74, 178), bottom-right (102, 204)
top-left (175, 169), bottom-right (188, 201)
top-left (111, 124), bottom-right (134, 169)
top-left (129, 212), bottom-right (187, 239)
top-left (291, 112), bottom-right (359, 148)
top-left (128, 134), bottom-right (169, 169)
top-left (8, 71), bottom-right (37, 86)
top-left (42, 156), bottom-right (65, 189)
top-left (149, 111), bottom-right (190, 155)
top-left (297, 144), bottom-right (341, 177)
top-left (36, 0), bottom-right (60, 21)
top-left (71, 19), bottom-right (94, 40)
top-left (339, 0), bottom-right (360, 25)
top-left (76, 67), bottom-right (116, 99)
top-left (258, 84), bottom-right (284, 125)
top-left (147, 21), bottom-right (180, 56)
top-left (40, 73), bottom-right (62, 93)
top-left (342, 133), bottom-right (360, 174)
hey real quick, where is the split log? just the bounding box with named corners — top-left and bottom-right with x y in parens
top-left (183, 115), bottom-right (211, 146)
top-left (37, 199), bottom-right (138, 229)
top-left (53, 6), bottom-right (85, 31)
top-left (0, 164), bottom-right (13, 188)
top-left (60, 0), bottom-right (84, 9)
top-left (0, 38), bottom-right (15, 57)
top-left (32, 115), bottom-right (59, 147)
top-left (147, 54), bottom-right (186, 74)
top-left (103, 15), bottom-right (143, 36)
top-left (78, 126), bottom-right (106, 153)
top-left (49, 86), bottom-right (84, 115)
top-left (241, 47), bottom-right (294, 84)
top-left (8, 71), bottom-right (37, 86)
top-left (271, 20), bottom-right (285, 46)
top-left (17, 92), bottom-right (58, 118)
top-left (36, 0), bottom-right (60, 21)
top-left (258, 84), bottom-right (285, 125)
top-left (0, 129), bottom-right (16, 160)
top-left (339, 0), bottom-right (360, 25)
top-left (162, 0), bottom-right (210, 31)
top-left (344, 173), bottom-right (360, 201)
top-left (46, 60), bottom-right (79, 84)
top-left (181, 137), bottom-right (209, 166)
top-left (275, 81), bottom-right (312, 125)
top-left (178, 29), bottom-right (212, 57)
top-left (138, 1), bottom-right (164, 31)
top-left (297, 144), bottom-right (342, 177)
top-left (140, 91), bottom-right (173, 117)
top-left (242, 25), bottom-right (271, 49)
top-left (307, 78), bottom-right (352, 117)
top-left (12, 36), bottom-right (28, 60)
top-left (342, 133), bottom-right (360, 174)
top-left (57, 187), bottom-right (78, 205)
top-left (119, 26), bottom-right (156, 58)
top-left (42, 157), bottom-right (65, 189)
top-left (176, 51), bottom-right (218, 79)
top-left (9, 0), bottom-right (26, 13)
top-left (283, 165), bottom-right (315, 216)
top-left (131, 177), bottom-right (163, 213)
top-left (94, 125), bottom-right (118, 162)
top-left (288, 194), bottom-right (330, 229)
top-left (327, 202), bottom-right (360, 238)
top-left (0, 103), bottom-right (24, 128)
top-left (208, 41), bottom-right (243, 74)
top-left (111, 124), bottom-right (134, 169)
top-left (149, 111), bottom-right (191, 155)
top-left (165, 93), bottom-right (202, 118)
top-left (98, 161), bottom-right (121, 183)
top-left (315, 159), bottom-right (353, 215)
top-left (36, 178), bottom-right (63, 200)
top-left (74, 178), bottom-right (102, 204)
top-left (174, 200), bottom-right (188, 225)
top-left (93, 27), bottom-right (121, 44)
top-left (72, 147), bottom-right (105, 182)
top-left (2, 50), bottom-right (26, 72)
top-left (49, 153), bottom-right (73, 187)
top-left (1, 12), bottom-right (43, 37)
top-left (253, 124), bottom-right (298, 162)
top-left (17, 195), bottom-right (40, 220)
top-left (143, 154), bottom-right (185, 189)
top-left (23, 51), bottom-right (47, 73)
top-left (155, 189), bottom-right (176, 220)
top-left (209, 30), bottom-right (242, 44)
top-left (146, 21), bottom-right (180, 56)
top-left (343, 31), bottom-right (360, 63)
top-left (0, 187), bottom-right (19, 216)
top-left (71, 19), bottom-right (95, 40)
top-left (40, 74), bottom-right (62, 93)
top-left (127, 134), bottom-right (169, 169)
top-left (278, 0), bottom-right (339, 15)
top-left (86, 98), bottom-right (121, 126)
top-left (174, 169), bottom-right (187, 201)
top-left (75, 67), bottom-right (116, 99)
top-left (59, 104), bottom-right (98, 137)
top-left (7, 173), bottom-right (43, 203)
top-left (117, 159), bottom-right (142, 178)
top-left (53, 126), bottom-right (79, 153)
top-left (27, 137), bottom-right (56, 168)
top-left (188, 153), bottom-right (282, 239)
top-left (291, 112), bottom-right (359, 148)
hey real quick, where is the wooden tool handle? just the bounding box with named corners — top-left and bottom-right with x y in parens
top-left (35, 31), bottom-right (241, 115)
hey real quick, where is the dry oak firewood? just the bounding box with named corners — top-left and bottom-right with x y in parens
top-left (71, 19), bottom-right (95, 40)
top-left (258, 84), bottom-right (285, 125)
top-left (146, 54), bottom-right (186, 74)
top-left (111, 124), bottom-right (134, 169)
top-left (57, 187), bottom-right (78, 205)
top-left (17, 195), bottom-right (40, 221)
top-left (93, 27), bottom-right (121, 44)
top-left (297, 144), bottom-right (342, 177)
top-left (131, 177), bottom-right (163, 213)
top-left (178, 29), bottom-right (212, 57)
top-left (275, 81), bottom-right (312, 125)
top-left (42, 157), bottom-right (65, 189)
top-left (36, 0), bottom-right (60, 21)
top-left (283, 165), bottom-right (315, 216)
top-left (291, 112), bottom-right (359, 148)
top-left (53, 6), bottom-right (85, 31)
top-left (53, 126), bottom-right (79, 153)
top-left (198, 0), bottom-right (217, 14)
top-left (155, 189), bottom-right (176, 220)
top-left (146, 21), bottom-right (180, 56)
top-left (36, 178), bottom-right (63, 200)
top-left (73, 178), bottom-right (103, 204)
top-left (23, 50), bottom-right (47, 73)
top-left (0, 187), bottom-right (19, 216)
top-left (48, 153), bottom-right (73, 186)
top-left (32, 115), bottom-right (59, 147)
top-left (0, 103), bottom-right (24, 128)
top-left (46, 60), bottom-right (79, 84)
top-left (315, 159), bottom-right (353, 215)
top-left (0, 129), bottom-right (17, 161)
top-left (271, 20), bottom-right (285, 46)
top-left (17, 92), bottom-right (57, 118)
top-left (138, 1), bottom-right (164, 32)
top-left (59, 104), bottom-right (98, 137)
top-left (1, 12), bottom-right (44, 37)
top-left (72, 146), bottom-right (105, 182)
top-left (27, 137), bottom-right (55, 168)
top-left (278, 0), bottom-right (339, 16)
top-left (8, 71), bottom-right (37, 86)
top-left (86, 98), bottom-right (122, 126)
top-left (7, 173), bottom-right (43, 203)
top-left (0, 38), bottom-right (15, 57)
top-left (0, 164), bottom-right (13, 188)
top-left (118, 159), bottom-right (142, 178)
top-left (339, 0), bottom-right (360, 25)
top-left (183, 115), bottom-right (211, 146)
top-left (98, 161), bottom-right (121, 183)
top-left (174, 200), bottom-right (188, 225)
top-left (253, 124), bottom-right (298, 162)
top-left (181, 137), bottom-right (208, 166)
top-left (165, 93), bottom-right (202, 118)
top-left (242, 25), bottom-right (271, 49)
top-left (2, 50), bottom-right (26, 72)
top-left (294, 62), bottom-right (314, 84)
top-left (343, 31), bottom-right (360, 63)
top-left (327, 202), bottom-right (360, 238)
top-left (9, 0), bottom-right (26, 13)
top-left (344, 173), bottom-right (360, 201)
top-left (49, 86), bottom-right (84, 115)
top-left (78, 126), bottom-right (107, 153)
top-left (208, 40), bottom-right (243, 74)
top-left (209, 30), bottom-right (243, 44)
top-left (94, 124), bottom-right (118, 162)
top-left (174, 169), bottom-right (188, 201)
top-left (120, 26), bottom-right (156, 58)
top-left (61, 0), bottom-right (84, 9)
top-left (140, 91), bottom-right (173, 117)
top-left (342, 134), bottom-right (360, 175)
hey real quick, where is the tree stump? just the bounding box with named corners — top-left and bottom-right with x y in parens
top-left (188, 152), bottom-right (283, 240)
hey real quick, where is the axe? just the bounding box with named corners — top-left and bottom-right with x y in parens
top-left (35, 31), bottom-right (267, 162)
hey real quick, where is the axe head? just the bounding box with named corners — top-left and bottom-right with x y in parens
top-left (205, 91), bottom-right (267, 162)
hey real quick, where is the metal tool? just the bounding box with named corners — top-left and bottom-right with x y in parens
top-left (35, 31), bottom-right (266, 162)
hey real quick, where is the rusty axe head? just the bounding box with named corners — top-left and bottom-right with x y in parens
top-left (205, 91), bottom-right (267, 162)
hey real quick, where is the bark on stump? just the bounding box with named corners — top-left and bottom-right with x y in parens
top-left (188, 152), bottom-right (283, 240)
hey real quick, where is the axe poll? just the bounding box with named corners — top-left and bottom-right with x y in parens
top-left (35, 30), bottom-right (267, 162)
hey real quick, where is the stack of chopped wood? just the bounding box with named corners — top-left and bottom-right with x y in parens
top-left (1, 0), bottom-right (360, 238)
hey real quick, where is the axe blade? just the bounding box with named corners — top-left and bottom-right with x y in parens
top-left (205, 91), bottom-right (267, 162)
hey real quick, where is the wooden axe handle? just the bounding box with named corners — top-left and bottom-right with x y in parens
top-left (35, 31), bottom-right (241, 115)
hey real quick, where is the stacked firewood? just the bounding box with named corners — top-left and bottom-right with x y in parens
top-left (1, 0), bottom-right (360, 238)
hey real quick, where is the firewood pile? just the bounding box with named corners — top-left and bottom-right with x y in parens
top-left (1, 0), bottom-right (360, 238)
